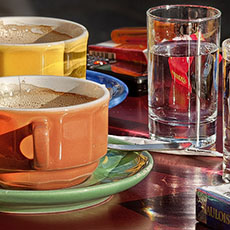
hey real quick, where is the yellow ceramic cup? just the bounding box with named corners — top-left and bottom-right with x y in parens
top-left (0, 17), bottom-right (88, 78)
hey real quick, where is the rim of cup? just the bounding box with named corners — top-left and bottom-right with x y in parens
top-left (0, 16), bottom-right (88, 46)
top-left (146, 4), bottom-right (221, 23)
top-left (0, 75), bottom-right (110, 112)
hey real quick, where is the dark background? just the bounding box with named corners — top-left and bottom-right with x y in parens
top-left (0, 0), bottom-right (229, 44)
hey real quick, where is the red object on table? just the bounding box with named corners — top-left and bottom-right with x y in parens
top-left (111, 27), bottom-right (147, 44)
top-left (88, 40), bottom-right (147, 65)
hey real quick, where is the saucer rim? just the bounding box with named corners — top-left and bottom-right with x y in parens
top-left (0, 149), bottom-right (153, 213)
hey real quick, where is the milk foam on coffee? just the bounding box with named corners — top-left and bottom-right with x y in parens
top-left (0, 22), bottom-right (72, 44)
top-left (0, 84), bottom-right (96, 109)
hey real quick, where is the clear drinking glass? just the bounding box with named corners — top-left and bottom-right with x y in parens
top-left (147, 5), bottom-right (221, 148)
top-left (223, 39), bottom-right (230, 182)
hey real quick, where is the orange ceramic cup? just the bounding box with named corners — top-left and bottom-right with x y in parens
top-left (0, 75), bottom-right (110, 190)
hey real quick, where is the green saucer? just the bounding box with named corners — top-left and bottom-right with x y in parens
top-left (0, 138), bottom-right (154, 214)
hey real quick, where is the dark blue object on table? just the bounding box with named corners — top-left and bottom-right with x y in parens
top-left (86, 70), bottom-right (129, 109)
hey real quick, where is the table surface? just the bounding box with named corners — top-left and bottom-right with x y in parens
top-left (0, 94), bottom-right (223, 230)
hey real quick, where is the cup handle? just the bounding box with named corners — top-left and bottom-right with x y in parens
top-left (32, 119), bottom-right (49, 170)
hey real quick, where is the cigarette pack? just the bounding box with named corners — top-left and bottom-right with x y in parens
top-left (88, 40), bottom-right (147, 65)
top-left (88, 28), bottom-right (148, 96)
top-left (110, 27), bottom-right (147, 44)
top-left (196, 184), bottom-right (230, 230)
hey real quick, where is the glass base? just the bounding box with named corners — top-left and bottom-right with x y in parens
top-left (149, 118), bottom-right (216, 148)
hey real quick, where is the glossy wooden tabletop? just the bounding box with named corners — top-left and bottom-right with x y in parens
top-left (0, 94), bottom-right (222, 230)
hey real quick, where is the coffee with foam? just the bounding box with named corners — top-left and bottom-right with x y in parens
top-left (0, 84), bottom-right (96, 109)
top-left (0, 22), bottom-right (72, 44)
